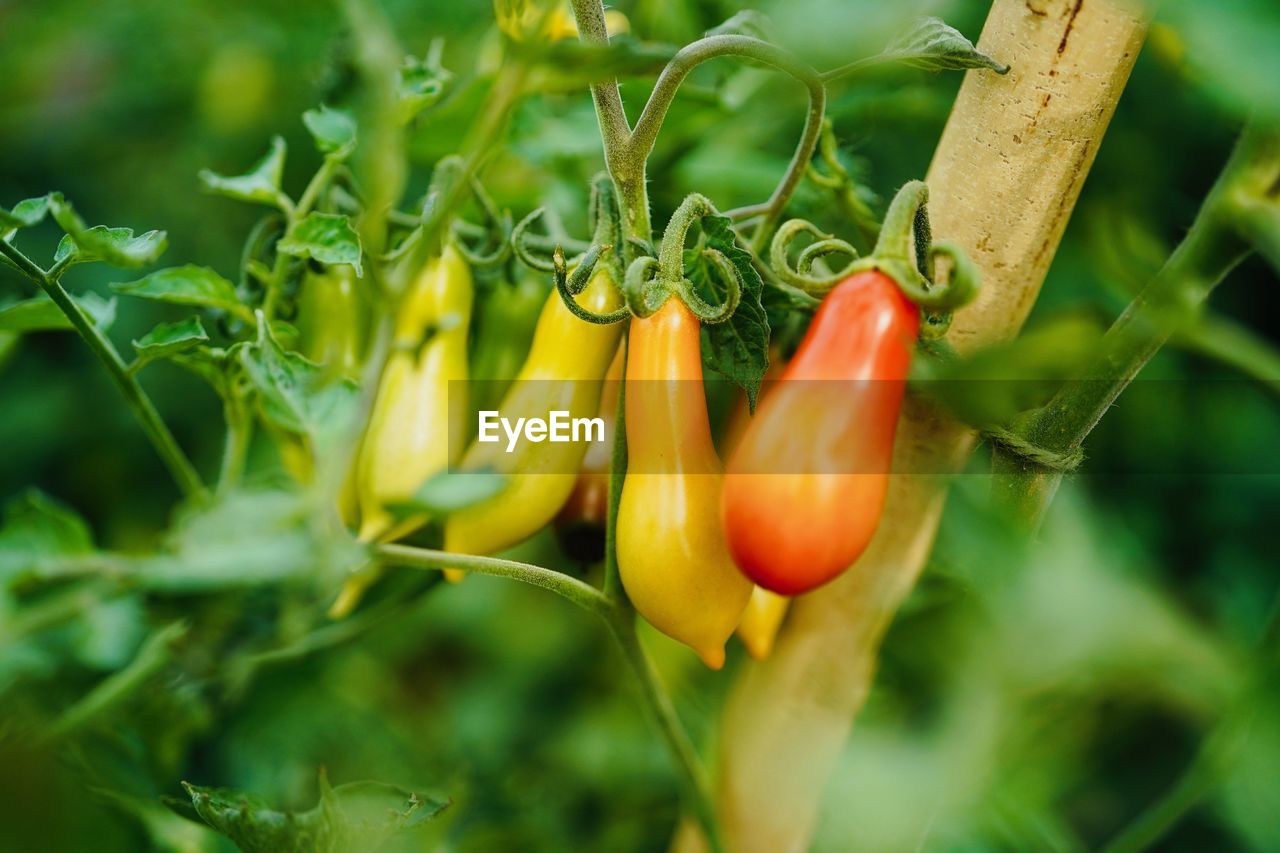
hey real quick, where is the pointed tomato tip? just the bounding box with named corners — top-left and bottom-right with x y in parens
top-left (698, 645), bottom-right (726, 670)
top-left (443, 568), bottom-right (466, 584)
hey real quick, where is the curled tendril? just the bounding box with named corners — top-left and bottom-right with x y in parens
top-left (632, 192), bottom-right (747, 324)
top-left (552, 244), bottom-right (629, 325)
top-left (770, 219), bottom-right (860, 294)
top-left (769, 181), bottom-right (980, 332)
top-left (452, 173), bottom-right (513, 268)
top-left (512, 207), bottom-right (559, 272)
top-left (622, 256), bottom-right (667, 319)
top-left (587, 172), bottom-right (624, 251)
top-left (673, 247), bottom-right (742, 325)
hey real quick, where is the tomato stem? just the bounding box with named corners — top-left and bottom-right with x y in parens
top-left (0, 239), bottom-right (209, 502)
top-left (990, 123), bottom-right (1278, 531)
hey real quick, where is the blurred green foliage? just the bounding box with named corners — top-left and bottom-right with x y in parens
top-left (2, 0), bottom-right (1279, 850)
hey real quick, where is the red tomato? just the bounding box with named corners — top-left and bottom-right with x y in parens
top-left (721, 270), bottom-right (919, 595)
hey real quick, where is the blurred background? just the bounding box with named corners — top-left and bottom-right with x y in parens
top-left (2, 0), bottom-right (1279, 849)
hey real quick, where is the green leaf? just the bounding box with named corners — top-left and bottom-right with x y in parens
top-left (392, 470), bottom-right (508, 517)
top-left (0, 292), bottom-right (116, 333)
top-left (53, 226), bottom-right (169, 269)
top-left (112, 265), bottom-right (249, 319)
top-left (237, 321), bottom-right (358, 449)
top-left (398, 54), bottom-right (454, 124)
top-left (879, 17), bottom-right (1009, 74)
top-left (0, 490), bottom-right (94, 584)
top-left (181, 772), bottom-right (448, 853)
top-left (48, 195), bottom-right (168, 268)
top-left (277, 213), bottom-right (363, 275)
top-left (136, 489), bottom-right (365, 592)
top-left (199, 136), bottom-right (289, 209)
top-left (0, 195), bottom-right (52, 230)
top-left (690, 213), bottom-right (770, 408)
top-left (303, 105), bottom-right (357, 155)
top-left (132, 316), bottom-right (210, 368)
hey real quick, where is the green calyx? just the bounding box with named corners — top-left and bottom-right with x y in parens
top-left (769, 180), bottom-right (981, 337)
top-left (620, 192), bottom-right (744, 325)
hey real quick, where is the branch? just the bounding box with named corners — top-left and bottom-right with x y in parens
top-left (629, 35), bottom-right (825, 249)
top-left (991, 124), bottom-right (1276, 530)
top-left (0, 240), bottom-right (208, 501)
top-left (375, 543), bottom-right (613, 618)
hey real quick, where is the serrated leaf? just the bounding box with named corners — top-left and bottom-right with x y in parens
top-left (181, 772), bottom-right (448, 853)
top-left (199, 136), bottom-right (289, 209)
top-left (237, 321), bottom-right (358, 450)
top-left (53, 226), bottom-right (168, 269)
top-left (0, 490), bottom-right (94, 583)
top-left (132, 316), bottom-right (209, 367)
top-left (112, 265), bottom-right (250, 320)
top-left (0, 292), bottom-right (116, 333)
top-left (0, 195), bottom-right (52, 230)
top-left (392, 470), bottom-right (508, 517)
top-left (879, 17), bottom-right (1009, 74)
top-left (277, 213), bottom-right (363, 275)
top-left (47, 195), bottom-right (168, 269)
top-left (303, 105), bottom-right (357, 155)
top-left (689, 213), bottom-right (770, 409)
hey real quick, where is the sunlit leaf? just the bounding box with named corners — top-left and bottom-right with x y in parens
top-left (112, 265), bottom-right (248, 319)
top-left (0, 195), bottom-right (52, 230)
top-left (0, 292), bottom-right (116, 333)
top-left (303, 105), bottom-right (357, 156)
top-left (199, 136), bottom-right (289, 209)
top-left (277, 213), bottom-right (363, 275)
top-left (236, 320), bottom-right (358, 449)
top-left (132, 316), bottom-right (210, 368)
top-left (48, 195), bottom-right (168, 269)
top-left (878, 17), bottom-right (1009, 74)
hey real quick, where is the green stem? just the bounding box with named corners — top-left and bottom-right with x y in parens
top-left (41, 622), bottom-right (188, 742)
top-left (629, 35), bottom-right (824, 251)
top-left (606, 613), bottom-right (724, 853)
top-left (0, 241), bottom-right (207, 501)
top-left (1175, 311), bottom-right (1280, 400)
top-left (375, 543), bottom-right (613, 618)
top-left (991, 126), bottom-right (1276, 530)
top-left (217, 396), bottom-right (252, 495)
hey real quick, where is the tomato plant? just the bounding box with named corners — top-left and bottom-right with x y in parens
top-left (2, 1), bottom-right (1279, 851)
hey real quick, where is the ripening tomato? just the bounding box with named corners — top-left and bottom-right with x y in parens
top-left (721, 270), bottom-right (918, 595)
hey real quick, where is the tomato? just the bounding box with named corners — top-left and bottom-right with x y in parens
top-left (444, 266), bottom-right (624, 557)
top-left (721, 270), bottom-right (919, 595)
top-left (617, 297), bottom-right (752, 669)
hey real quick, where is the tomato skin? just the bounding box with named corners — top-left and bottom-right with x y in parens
top-left (721, 270), bottom-right (919, 595)
top-left (617, 298), bottom-right (752, 669)
top-left (358, 245), bottom-right (473, 542)
top-left (444, 267), bottom-right (624, 557)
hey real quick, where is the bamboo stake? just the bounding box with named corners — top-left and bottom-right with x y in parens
top-left (682, 2), bottom-right (1149, 849)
